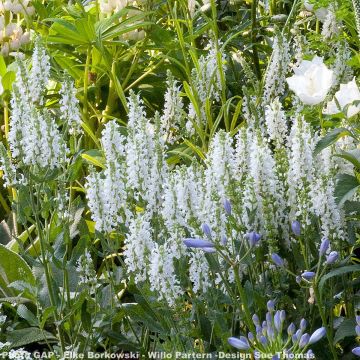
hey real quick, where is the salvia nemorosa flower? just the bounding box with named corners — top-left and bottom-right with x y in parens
top-left (183, 238), bottom-right (215, 249)
top-left (326, 251), bottom-right (339, 264)
top-left (301, 271), bottom-right (316, 281)
top-left (246, 231), bottom-right (261, 247)
top-left (271, 253), bottom-right (284, 267)
top-left (291, 220), bottom-right (301, 236)
top-left (319, 238), bottom-right (330, 256)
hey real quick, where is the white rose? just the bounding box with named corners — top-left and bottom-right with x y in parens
top-left (324, 78), bottom-right (360, 118)
top-left (286, 56), bottom-right (334, 105)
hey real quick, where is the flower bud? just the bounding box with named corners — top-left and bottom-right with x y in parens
top-left (319, 238), bottom-right (330, 256)
top-left (183, 238), bottom-right (214, 249)
top-left (299, 333), bottom-right (310, 348)
top-left (228, 336), bottom-right (250, 350)
top-left (309, 327), bottom-right (326, 344)
top-left (252, 314), bottom-right (260, 326)
top-left (267, 300), bottom-right (275, 312)
top-left (223, 199), bottom-right (232, 215)
top-left (246, 231), bottom-right (261, 247)
top-left (274, 311), bottom-right (281, 331)
top-left (301, 271), bottom-right (315, 281)
top-left (287, 323), bottom-right (296, 335)
top-left (248, 332), bottom-right (254, 342)
top-left (201, 223), bottom-right (212, 238)
top-left (300, 319), bottom-right (307, 331)
top-left (291, 220), bottom-right (301, 236)
top-left (356, 325), bottom-right (360, 337)
top-left (352, 347), bottom-right (360, 356)
top-left (326, 251), bottom-right (339, 264)
top-left (271, 253), bottom-right (284, 267)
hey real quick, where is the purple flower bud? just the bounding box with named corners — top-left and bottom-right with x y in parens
top-left (267, 300), bottom-right (275, 312)
top-left (256, 325), bottom-right (262, 335)
top-left (299, 333), bottom-right (310, 348)
top-left (221, 235), bottom-right (227, 246)
top-left (246, 231), bottom-right (261, 247)
top-left (326, 251), bottom-right (339, 264)
top-left (280, 310), bottom-right (286, 322)
top-left (272, 355), bottom-right (280, 360)
top-left (309, 327), bottom-right (326, 344)
top-left (319, 238), bottom-right (330, 256)
top-left (287, 323), bottom-right (296, 335)
top-left (252, 314), bottom-right (260, 326)
top-left (248, 332), bottom-right (254, 342)
top-left (301, 271), bottom-right (316, 281)
top-left (292, 334), bottom-right (298, 343)
top-left (202, 223), bottom-right (212, 238)
top-left (356, 325), bottom-right (360, 337)
top-left (296, 329), bottom-right (302, 338)
top-left (260, 336), bottom-right (267, 345)
top-left (300, 319), bottom-right (307, 331)
top-left (306, 350), bottom-right (314, 358)
top-left (356, 315), bottom-right (360, 326)
top-left (274, 311), bottom-right (281, 331)
top-left (266, 312), bottom-right (272, 324)
top-left (291, 220), bottom-right (301, 236)
top-left (228, 336), bottom-right (250, 350)
top-left (202, 247), bottom-right (216, 253)
top-left (352, 347), bottom-right (360, 356)
top-left (223, 199), bottom-right (232, 215)
top-left (183, 238), bottom-right (215, 249)
top-left (271, 253), bottom-right (284, 267)
top-left (267, 325), bottom-right (275, 339)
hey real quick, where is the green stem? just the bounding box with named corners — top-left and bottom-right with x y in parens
top-left (251, 0), bottom-right (261, 79)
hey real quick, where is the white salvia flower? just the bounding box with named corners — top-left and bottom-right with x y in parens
top-left (59, 75), bottom-right (82, 135)
top-left (286, 56), bottom-right (334, 105)
top-left (287, 117), bottom-right (316, 225)
top-left (331, 42), bottom-right (353, 87)
top-left (8, 348), bottom-right (32, 360)
top-left (29, 39), bottom-right (50, 104)
top-left (126, 92), bottom-right (167, 211)
top-left (188, 249), bottom-right (211, 294)
top-left (188, 40), bottom-right (226, 125)
top-left (321, 5), bottom-right (340, 39)
top-left (76, 250), bottom-right (99, 295)
top-left (263, 32), bottom-right (291, 103)
top-left (324, 78), bottom-right (360, 118)
top-left (0, 342), bottom-right (11, 350)
top-left (149, 243), bottom-right (182, 306)
top-left (85, 123), bottom-right (127, 232)
top-left (161, 70), bottom-right (184, 143)
top-left (124, 212), bottom-right (154, 283)
top-left (0, 143), bottom-right (18, 187)
top-left (265, 97), bottom-right (288, 147)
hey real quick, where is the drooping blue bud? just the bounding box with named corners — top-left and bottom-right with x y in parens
top-left (308, 327), bottom-right (326, 345)
top-left (319, 238), bottom-right (330, 256)
top-left (301, 271), bottom-right (315, 281)
top-left (228, 336), bottom-right (250, 350)
top-left (271, 253), bottom-right (284, 267)
top-left (183, 238), bottom-right (214, 249)
top-left (326, 251), bottom-right (339, 264)
top-left (223, 199), bottom-right (232, 216)
top-left (246, 231), bottom-right (261, 247)
top-left (352, 347), bottom-right (360, 356)
top-left (291, 220), bottom-right (301, 236)
top-left (267, 300), bottom-right (275, 312)
top-left (201, 223), bottom-right (212, 238)
top-left (299, 333), bottom-right (310, 348)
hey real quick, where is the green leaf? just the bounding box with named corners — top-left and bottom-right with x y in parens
top-left (314, 128), bottom-right (352, 155)
top-left (0, 244), bottom-right (35, 298)
top-left (81, 149), bottom-right (105, 169)
top-left (319, 265), bottom-right (360, 293)
top-left (6, 327), bottom-right (57, 348)
top-left (81, 300), bottom-right (92, 332)
top-left (17, 304), bottom-right (39, 327)
top-left (333, 318), bottom-right (356, 344)
top-left (334, 149), bottom-right (360, 169)
top-left (334, 174), bottom-right (360, 206)
top-left (2, 71), bottom-right (16, 91)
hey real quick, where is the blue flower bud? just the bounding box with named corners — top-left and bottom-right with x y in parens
top-left (183, 238), bottom-right (215, 249)
top-left (301, 271), bottom-right (315, 281)
top-left (252, 314), bottom-right (260, 326)
top-left (352, 347), bottom-right (360, 356)
top-left (267, 300), bottom-right (275, 312)
top-left (296, 275), bottom-right (302, 284)
top-left (356, 325), bottom-right (360, 337)
top-left (201, 223), bottom-right (212, 238)
top-left (228, 336), bottom-right (250, 350)
top-left (296, 329), bottom-right (302, 338)
top-left (300, 319), bottom-right (307, 331)
top-left (326, 251), bottom-right (339, 264)
top-left (260, 336), bottom-right (267, 345)
top-left (292, 334), bottom-right (298, 343)
top-left (272, 355), bottom-right (280, 360)
top-left (266, 312), bottom-right (272, 324)
top-left (319, 238), bottom-right (330, 256)
top-left (267, 325), bottom-right (275, 339)
top-left (202, 247), bottom-right (216, 253)
top-left (287, 323), bottom-right (296, 335)
top-left (221, 235), bottom-right (227, 246)
top-left (306, 350), bottom-right (314, 358)
top-left (274, 311), bottom-right (281, 331)
top-left (256, 325), bottom-right (262, 335)
top-left (299, 333), bottom-right (310, 348)
top-left (309, 327), bottom-right (326, 344)
top-left (291, 220), bottom-right (301, 236)
top-left (223, 199), bottom-right (232, 215)
top-left (271, 253), bottom-right (284, 267)
top-left (246, 231), bottom-right (261, 247)
top-left (280, 310), bottom-right (286, 322)
top-left (248, 332), bottom-right (254, 342)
